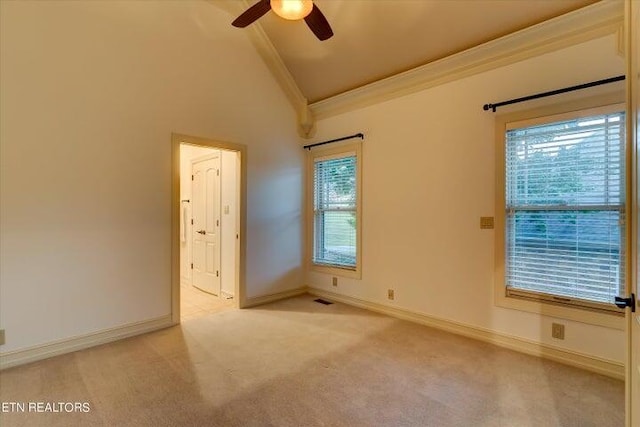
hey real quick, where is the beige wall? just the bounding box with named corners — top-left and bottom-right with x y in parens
top-left (0, 1), bottom-right (304, 353)
top-left (307, 34), bottom-right (627, 363)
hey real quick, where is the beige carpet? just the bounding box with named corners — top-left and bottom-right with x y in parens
top-left (0, 294), bottom-right (624, 426)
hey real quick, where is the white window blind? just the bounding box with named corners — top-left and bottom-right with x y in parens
top-left (313, 153), bottom-right (357, 269)
top-left (505, 110), bottom-right (625, 307)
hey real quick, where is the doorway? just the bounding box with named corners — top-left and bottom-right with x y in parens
top-left (171, 134), bottom-right (247, 324)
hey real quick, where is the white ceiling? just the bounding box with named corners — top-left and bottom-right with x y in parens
top-left (226, 0), bottom-right (598, 103)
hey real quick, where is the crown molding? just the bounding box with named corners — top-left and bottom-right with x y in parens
top-left (207, 0), bottom-right (316, 137)
top-left (209, 0), bottom-right (623, 136)
top-left (309, 0), bottom-right (624, 121)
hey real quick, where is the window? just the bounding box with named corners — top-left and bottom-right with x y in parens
top-left (308, 142), bottom-right (361, 277)
top-left (500, 104), bottom-right (626, 314)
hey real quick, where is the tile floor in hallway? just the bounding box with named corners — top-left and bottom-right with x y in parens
top-left (180, 282), bottom-right (234, 321)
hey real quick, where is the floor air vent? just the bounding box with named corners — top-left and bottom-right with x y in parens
top-left (314, 298), bottom-right (333, 305)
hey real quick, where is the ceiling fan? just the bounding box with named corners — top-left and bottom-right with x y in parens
top-left (232, 0), bottom-right (333, 41)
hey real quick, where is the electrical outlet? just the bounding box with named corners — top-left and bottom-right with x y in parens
top-left (552, 323), bottom-right (565, 340)
top-left (0, 329), bottom-right (5, 345)
top-left (480, 216), bottom-right (494, 229)
top-left (332, 277), bottom-right (338, 287)
top-left (388, 289), bottom-right (395, 300)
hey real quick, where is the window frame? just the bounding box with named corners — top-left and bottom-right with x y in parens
top-left (306, 140), bottom-right (362, 279)
top-left (494, 94), bottom-right (627, 329)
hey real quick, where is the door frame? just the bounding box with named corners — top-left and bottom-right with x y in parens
top-left (171, 133), bottom-right (248, 323)
top-left (625, 0), bottom-right (639, 425)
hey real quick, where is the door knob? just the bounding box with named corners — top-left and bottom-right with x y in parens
top-left (197, 230), bottom-right (206, 235)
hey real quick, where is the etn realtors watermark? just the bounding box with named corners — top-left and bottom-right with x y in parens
top-left (2, 401), bottom-right (91, 413)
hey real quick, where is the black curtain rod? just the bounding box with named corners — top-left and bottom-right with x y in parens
top-left (483, 75), bottom-right (625, 112)
top-left (303, 133), bottom-right (364, 150)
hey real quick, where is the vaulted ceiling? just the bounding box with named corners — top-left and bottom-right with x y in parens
top-left (215, 0), bottom-right (598, 103)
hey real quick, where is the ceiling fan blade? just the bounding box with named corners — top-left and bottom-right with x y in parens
top-left (304, 4), bottom-right (333, 41)
top-left (232, 0), bottom-right (271, 28)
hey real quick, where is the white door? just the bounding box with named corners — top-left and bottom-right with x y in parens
top-left (627, 0), bottom-right (639, 425)
top-left (192, 155), bottom-right (221, 295)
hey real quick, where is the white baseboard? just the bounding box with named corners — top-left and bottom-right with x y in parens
top-left (243, 286), bottom-right (308, 308)
top-left (0, 315), bottom-right (173, 370)
top-left (308, 288), bottom-right (624, 380)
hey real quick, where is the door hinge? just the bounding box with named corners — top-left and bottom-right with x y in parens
top-left (190, 263), bottom-right (193, 269)
top-left (217, 169), bottom-right (220, 176)
top-left (216, 271), bottom-right (219, 277)
top-left (191, 174), bottom-right (194, 181)
top-left (216, 219), bottom-right (219, 227)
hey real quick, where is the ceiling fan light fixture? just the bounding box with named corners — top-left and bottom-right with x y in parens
top-left (270, 0), bottom-right (313, 21)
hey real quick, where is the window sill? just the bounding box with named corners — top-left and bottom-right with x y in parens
top-left (310, 263), bottom-right (361, 280)
top-left (495, 289), bottom-right (625, 330)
